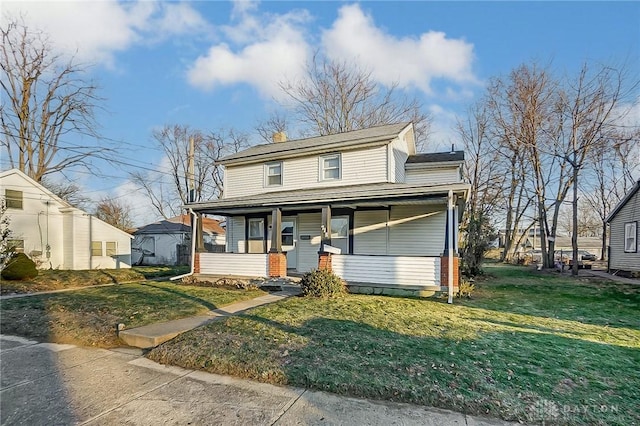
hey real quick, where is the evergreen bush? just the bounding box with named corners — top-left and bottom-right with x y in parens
top-left (300, 269), bottom-right (346, 298)
top-left (1, 253), bottom-right (38, 281)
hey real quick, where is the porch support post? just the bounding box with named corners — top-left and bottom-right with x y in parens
top-left (440, 190), bottom-right (459, 303)
top-left (320, 205), bottom-right (331, 251)
top-left (270, 208), bottom-right (282, 253)
top-left (195, 212), bottom-right (205, 253)
top-left (319, 205), bottom-right (333, 271)
top-left (268, 208), bottom-right (286, 277)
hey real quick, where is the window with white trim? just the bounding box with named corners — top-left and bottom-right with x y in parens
top-left (320, 154), bottom-right (341, 181)
top-left (624, 222), bottom-right (637, 253)
top-left (265, 162), bottom-right (282, 186)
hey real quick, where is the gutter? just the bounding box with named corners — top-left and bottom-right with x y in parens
top-left (170, 209), bottom-right (198, 281)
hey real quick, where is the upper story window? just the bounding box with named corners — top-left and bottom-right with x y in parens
top-left (5, 189), bottom-right (23, 209)
top-left (265, 162), bottom-right (282, 186)
top-left (320, 154), bottom-right (341, 181)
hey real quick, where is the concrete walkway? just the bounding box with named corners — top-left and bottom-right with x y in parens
top-left (579, 269), bottom-right (640, 285)
top-left (0, 335), bottom-right (519, 425)
top-left (119, 288), bottom-right (300, 349)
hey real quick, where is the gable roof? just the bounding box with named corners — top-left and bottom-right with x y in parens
top-left (606, 180), bottom-right (640, 223)
top-left (219, 122), bottom-right (412, 166)
top-left (134, 215), bottom-right (225, 235)
top-left (0, 168), bottom-right (70, 208)
top-left (0, 168), bottom-right (132, 240)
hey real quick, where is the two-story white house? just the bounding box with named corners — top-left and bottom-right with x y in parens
top-left (1, 169), bottom-right (132, 270)
top-left (187, 122), bottom-right (469, 296)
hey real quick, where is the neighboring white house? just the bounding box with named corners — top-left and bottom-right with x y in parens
top-left (1, 169), bottom-right (132, 270)
top-left (132, 215), bottom-right (225, 266)
top-left (606, 180), bottom-right (640, 276)
top-left (186, 122), bottom-right (469, 296)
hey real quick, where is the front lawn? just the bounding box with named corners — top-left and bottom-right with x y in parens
top-left (0, 265), bottom-right (189, 295)
top-left (148, 264), bottom-right (640, 425)
top-left (0, 281), bottom-right (266, 347)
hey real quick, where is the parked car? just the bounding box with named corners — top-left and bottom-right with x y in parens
top-left (578, 250), bottom-right (597, 261)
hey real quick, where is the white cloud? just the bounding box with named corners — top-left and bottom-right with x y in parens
top-left (186, 7), bottom-right (311, 98)
top-left (321, 4), bottom-right (477, 95)
top-left (1, 1), bottom-right (210, 67)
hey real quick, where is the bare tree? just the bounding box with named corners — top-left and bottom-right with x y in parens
top-left (41, 178), bottom-right (92, 209)
top-left (555, 63), bottom-right (636, 274)
top-left (130, 125), bottom-right (248, 219)
top-left (95, 197), bottom-right (134, 231)
top-left (279, 55), bottom-right (431, 149)
top-left (456, 102), bottom-right (502, 274)
top-left (0, 17), bottom-right (111, 182)
top-left (582, 128), bottom-right (639, 259)
top-left (255, 111), bottom-right (289, 144)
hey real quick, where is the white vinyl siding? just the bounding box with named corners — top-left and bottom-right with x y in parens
top-left (608, 188), bottom-right (640, 272)
top-left (353, 210), bottom-right (388, 255)
top-left (388, 136), bottom-right (409, 183)
top-left (228, 217), bottom-right (246, 253)
top-left (332, 255), bottom-right (440, 287)
top-left (388, 205), bottom-right (446, 256)
top-left (297, 212), bottom-right (322, 273)
top-left (224, 146), bottom-right (388, 198)
top-left (199, 253), bottom-right (268, 277)
top-left (405, 167), bottom-right (461, 185)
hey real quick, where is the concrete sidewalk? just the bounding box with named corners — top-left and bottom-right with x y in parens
top-left (119, 288), bottom-right (300, 349)
top-left (0, 335), bottom-right (519, 425)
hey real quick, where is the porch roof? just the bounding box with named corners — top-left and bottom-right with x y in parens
top-left (186, 182), bottom-right (469, 215)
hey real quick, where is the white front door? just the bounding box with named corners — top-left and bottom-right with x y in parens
top-left (282, 218), bottom-right (297, 269)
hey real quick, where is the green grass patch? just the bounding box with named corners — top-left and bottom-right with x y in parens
top-left (0, 281), bottom-right (266, 347)
top-left (0, 265), bottom-right (189, 295)
top-left (148, 264), bottom-right (640, 425)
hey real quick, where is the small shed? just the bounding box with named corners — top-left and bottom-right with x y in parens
top-left (132, 215), bottom-right (224, 266)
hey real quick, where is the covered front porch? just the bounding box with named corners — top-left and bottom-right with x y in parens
top-left (188, 182), bottom-right (467, 293)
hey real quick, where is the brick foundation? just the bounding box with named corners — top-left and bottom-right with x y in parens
top-left (268, 252), bottom-right (287, 278)
top-left (194, 253), bottom-right (201, 274)
top-left (440, 256), bottom-right (459, 290)
top-left (318, 252), bottom-right (332, 271)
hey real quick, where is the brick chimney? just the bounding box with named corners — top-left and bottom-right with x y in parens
top-left (272, 132), bottom-right (287, 143)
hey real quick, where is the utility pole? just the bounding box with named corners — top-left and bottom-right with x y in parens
top-left (188, 136), bottom-right (195, 204)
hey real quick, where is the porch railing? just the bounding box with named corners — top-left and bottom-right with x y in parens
top-left (332, 254), bottom-right (440, 287)
top-left (199, 253), bottom-right (268, 277)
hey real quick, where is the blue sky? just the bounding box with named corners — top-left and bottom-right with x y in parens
top-left (3, 1), bottom-right (639, 225)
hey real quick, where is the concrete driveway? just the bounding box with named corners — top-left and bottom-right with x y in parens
top-left (1, 335), bottom-right (516, 426)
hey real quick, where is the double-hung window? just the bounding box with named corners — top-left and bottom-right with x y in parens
top-left (91, 241), bottom-right (103, 257)
top-left (624, 222), bottom-right (637, 253)
top-left (5, 189), bottom-right (23, 209)
top-left (265, 162), bottom-right (282, 186)
top-left (320, 154), bottom-right (341, 181)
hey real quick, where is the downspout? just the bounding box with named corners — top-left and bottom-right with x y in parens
top-left (170, 208), bottom-right (198, 281)
top-left (447, 189), bottom-right (454, 304)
